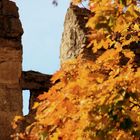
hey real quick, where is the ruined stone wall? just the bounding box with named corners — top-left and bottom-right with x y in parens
top-left (60, 5), bottom-right (91, 65)
top-left (0, 3), bottom-right (95, 139)
top-left (0, 0), bottom-right (23, 139)
top-left (21, 71), bottom-right (52, 110)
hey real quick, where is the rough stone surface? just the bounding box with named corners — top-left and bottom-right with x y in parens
top-left (0, 0), bottom-right (23, 139)
top-left (60, 5), bottom-right (91, 64)
top-left (22, 71), bottom-right (52, 91)
top-left (21, 71), bottom-right (52, 110)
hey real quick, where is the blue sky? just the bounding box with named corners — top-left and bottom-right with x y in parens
top-left (15, 0), bottom-right (70, 115)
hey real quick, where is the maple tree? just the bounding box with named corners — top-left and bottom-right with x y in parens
top-left (12, 0), bottom-right (140, 139)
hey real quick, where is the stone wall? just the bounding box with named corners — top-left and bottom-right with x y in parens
top-left (0, 0), bottom-right (23, 139)
top-left (60, 5), bottom-right (91, 65)
top-left (21, 71), bottom-right (52, 110)
top-left (0, 2), bottom-right (95, 139)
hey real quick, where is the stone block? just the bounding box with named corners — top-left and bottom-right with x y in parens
top-left (8, 18), bottom-right (23, 38)
top-left (0, 87), bottom-right (22, 139)
top-left (0, 87), bottom-right (22, 112)
top-left (0, 61), bottom-right (21, 85)
top-left (2, 0), bottom-right (19, 17)
top-left (0, 16), bottom-right (9, 36)
top-left (0, 43), bottom-right (22, 86)
top-left (0, 111), bottom-right (13, 140)
top-left (0, 47), bottom-right (22, 61)
top-left (0, 16), bottom-right (23, 38)
top-left (0, 111), bottom-right (21, 140)
top-left (0, 39), bottom-right (22, 50)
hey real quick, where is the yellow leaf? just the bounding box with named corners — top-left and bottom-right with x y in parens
top-left (96, 77), bottom-right (104, 84)
top-left (50, 131), bottom-right (59, 140)
top-left (14, 116), bottom-right (24, 122)
top-left (12, 116), bottom-right (24, 129)
top-left (122, 49), bottom-right (135, 59)
top-left (51, 70), bottom-right (63, 84)
top-left (32, 102), bottom-right (39, 109)
top-left (134, 23), bottom-right (139, 31)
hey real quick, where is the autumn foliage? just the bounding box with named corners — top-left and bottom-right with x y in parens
top-left (12, 0), bottom-right (140, 139)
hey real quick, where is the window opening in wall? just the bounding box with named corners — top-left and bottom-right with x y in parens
top-left (22, 90), bottom-right (30, 116)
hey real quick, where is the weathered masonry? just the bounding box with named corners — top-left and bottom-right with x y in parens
top-left (0, 1), bottom-right (52, 139)
top-left (0, 0), bottom-right (23, 139)
top-left (0, 1), bottom-right (90, 139)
